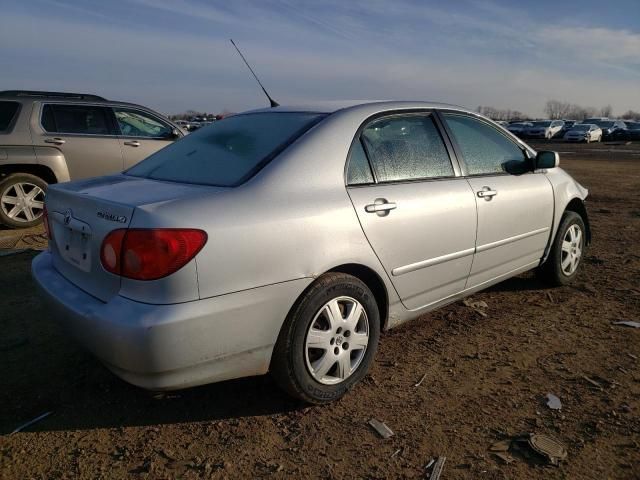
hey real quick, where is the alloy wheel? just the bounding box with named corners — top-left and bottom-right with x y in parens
top-left (0, 182), bottom-right (45, 223)
top-left (304, 296), bottom-right (369, 385)
top-left (561, 224), bottom-right (583, 276)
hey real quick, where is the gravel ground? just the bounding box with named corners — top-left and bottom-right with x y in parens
top-left (0, 140), bottom-right (638, 479)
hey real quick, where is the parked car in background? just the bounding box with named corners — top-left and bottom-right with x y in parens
top-left (525, 120), bottom-right (565, 139)
top-left (563, 124), bottom-right (602, 143)
top-left (0, 91), bottom-right (185, 228)
top-left (507, 122), bottom-right (533, 137)
top-left (32, 100), bottom-right (591, 404)
top-left (560, 120), bottom-right (577, 134)
top-left (610, 122), bottom-right (640, 141)
top-left (496, 121), bottom-right (509, 127)
top-left (589, 120), bottom-right (626, 140)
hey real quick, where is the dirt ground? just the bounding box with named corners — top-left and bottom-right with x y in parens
top-left (1, 140), bottom-right (639, 479)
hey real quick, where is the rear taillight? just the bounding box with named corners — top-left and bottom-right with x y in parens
top-left (100, 229), bottom-right (207, 280)
top-left (43, 206), bottom-right (52, 241)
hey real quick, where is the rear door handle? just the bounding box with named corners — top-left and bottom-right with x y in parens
top-left (45, 137), bottom-right (65, 145)
top-left (477, 187), bottom-right (498, 200)
top-left (123, 140), bottom-right (141, 147)
top-left (365, 199), bottom-right (397, 216)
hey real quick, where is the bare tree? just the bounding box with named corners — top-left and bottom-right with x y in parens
top-left (621, 110), bottom-right (640, 120)
top-left (599, 105), bottom-right (613, 117)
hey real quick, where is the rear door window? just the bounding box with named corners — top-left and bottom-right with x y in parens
top-left (0, 101), bottom-right (20, 132)
top-left (41, 104), bottom-right (113, 135)
top-left (360, 114), bottom-right (454, 182)
top-left (346, 140), bottom-right (374, 185)
top-left (442, 113), bottom-right (529, 175)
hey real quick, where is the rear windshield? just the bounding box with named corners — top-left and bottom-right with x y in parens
top-left (0, 101), bottom-right (20, 132)
top-left (126, 112), bottom-right (325, 187)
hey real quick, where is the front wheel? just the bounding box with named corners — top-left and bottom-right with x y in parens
top-left (0, 173), bottom-right (47, 228)
top-left (537, 211), bottom-right (586, 286)
top-left (271, 273), bottom-right (380, 404)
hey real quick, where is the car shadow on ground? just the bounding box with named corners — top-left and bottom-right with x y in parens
top-left (0, 252), bottom-right (304, 435)
top-left (1, 254), bottom-right (557, 435)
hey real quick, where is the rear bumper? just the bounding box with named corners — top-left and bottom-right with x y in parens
top-left (32, 251), bottom-right (311, 390)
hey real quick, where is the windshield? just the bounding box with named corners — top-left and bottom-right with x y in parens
top-left (628, 124), bottom-right (640, 130)
top-left (572, 125), bottom-right (590, 131)
top-left (595, 121), bottom-right (613, 128)
top-left (532, 121), bottom-right (551, 127)
top-left (509, 123), bottom-right (528, 128)
top-left (126, 112), bottom-right (326, 187)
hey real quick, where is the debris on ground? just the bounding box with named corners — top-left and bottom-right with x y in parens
top-left (390, 448), bottom-right (402, 458)
top-left (489, 433), bottom-right (568, 466)
top-left (414, 373), bottom-right (427, 387)
top-left (11, 411), bottom-right (53, 434)
top-left (368, 419), bottom-right (394, 439)
top-left (612, 321), bottom-right (640, 328)
top-left (519, 434), bottom-right (568, 466)
top-left (427, 456), bottom-right (446, 480)
top-left (582, 375), bottom-right (603, 389)
top-left (546, 393), bottom-right (562, 410)
top-left (463, 298), bottom-right (489, 317)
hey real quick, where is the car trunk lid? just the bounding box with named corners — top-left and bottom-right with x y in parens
top-left (45, 174), bottom-right (218, 302)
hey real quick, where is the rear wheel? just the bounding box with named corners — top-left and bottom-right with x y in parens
top-left (538, 211), bottom-right (586, 286)
top-left (271, 273), bottom-right (380, 404)
top-left (0, 173), bottom-right (47, 228)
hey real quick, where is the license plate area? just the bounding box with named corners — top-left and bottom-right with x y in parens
top-left (60, 227), bottom-right (92, 272)
top-left (51, 212), bottom-right (93, 273)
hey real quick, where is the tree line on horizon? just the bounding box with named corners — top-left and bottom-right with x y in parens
top-left (477, 101), bottom-right (640, 122)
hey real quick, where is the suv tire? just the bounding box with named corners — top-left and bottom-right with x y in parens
top-left (0, 173), bottom-right (47, 228)
top-left (271, 273), bottom-right (380, 404)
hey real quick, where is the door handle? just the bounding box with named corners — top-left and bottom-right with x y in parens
top-left (365, 199), bottom-right (397, 216)
top-left (477, 187), bottom-right (498, 200)
top-left (45, 137), bottom-right (65, 145)
top-left (123, 140), bottom-right (141, 147)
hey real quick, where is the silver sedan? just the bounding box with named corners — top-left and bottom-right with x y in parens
top-left (32, 101), bottom-right (590, 404)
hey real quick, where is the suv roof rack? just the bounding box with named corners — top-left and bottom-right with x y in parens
top-left (0, 90), bottom-right (107, 101)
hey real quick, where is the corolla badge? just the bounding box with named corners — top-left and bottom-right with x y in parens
top-left (97, 211), bottom-right (127, 223)
top-left (63, 209), bottom-right (73, 225)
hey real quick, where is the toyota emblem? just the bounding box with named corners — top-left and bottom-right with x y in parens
top-left (63, 209), bottom-right (73, 226)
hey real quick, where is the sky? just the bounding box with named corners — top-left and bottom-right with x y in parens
top-left (1, 0), bottom-right (639, 117)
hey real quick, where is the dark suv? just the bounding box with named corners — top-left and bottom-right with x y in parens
top-left (0, 91), bottom-right (184, 228)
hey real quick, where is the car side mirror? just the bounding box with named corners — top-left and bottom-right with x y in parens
top-left (535, 151), bottom-right (559, 169)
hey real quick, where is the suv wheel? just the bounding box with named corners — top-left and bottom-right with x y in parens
top-left (271, 273), bottom-right (380, 404)
top-left (538, 211), bottom-right (586, 286)
top-left (0, 173), bottom-right (47, 228)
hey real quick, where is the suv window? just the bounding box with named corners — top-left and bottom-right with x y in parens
top-left (0, 101), bottom-right (20, 132)
top-left (41, 104), bottom-right (112, 135)
top-left (361, 115), bottom-right (453, 182)
top-left (443, 113), bottom-right (528, 175)
top-left (347, 140), bottom-right (374, 185)
top-left (113, 108), bottom-right (173, 138)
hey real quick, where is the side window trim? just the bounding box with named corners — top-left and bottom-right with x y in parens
top-left (39, 102), bottom-right (119, 137)
top-left (437, 109), bottom-right (533, 177)
top-left (345, 109), bottom-right (463, 187)
top-left (112, 106), bottom-right (174, 139)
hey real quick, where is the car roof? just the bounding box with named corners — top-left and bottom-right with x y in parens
top-left (243, 100), bottom-right (472, 115)
top-left (0, 90), bottom-right (154, 110)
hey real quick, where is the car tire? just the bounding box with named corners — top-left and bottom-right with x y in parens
top-left (0, 173), bottom-right (48, 229)
top-left (537, 211), bottom-right (586, 286)
top-left (271, 272), bottom-right (380, 404)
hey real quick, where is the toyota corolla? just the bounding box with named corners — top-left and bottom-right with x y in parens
top-left (32, 101), bottom-right (590, 404)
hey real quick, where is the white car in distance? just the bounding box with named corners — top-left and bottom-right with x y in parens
top-left (564, 124), bottom-right (602, 143)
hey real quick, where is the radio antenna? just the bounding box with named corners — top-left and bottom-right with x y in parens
top-left (230, 39), bottom-right (279, 108)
